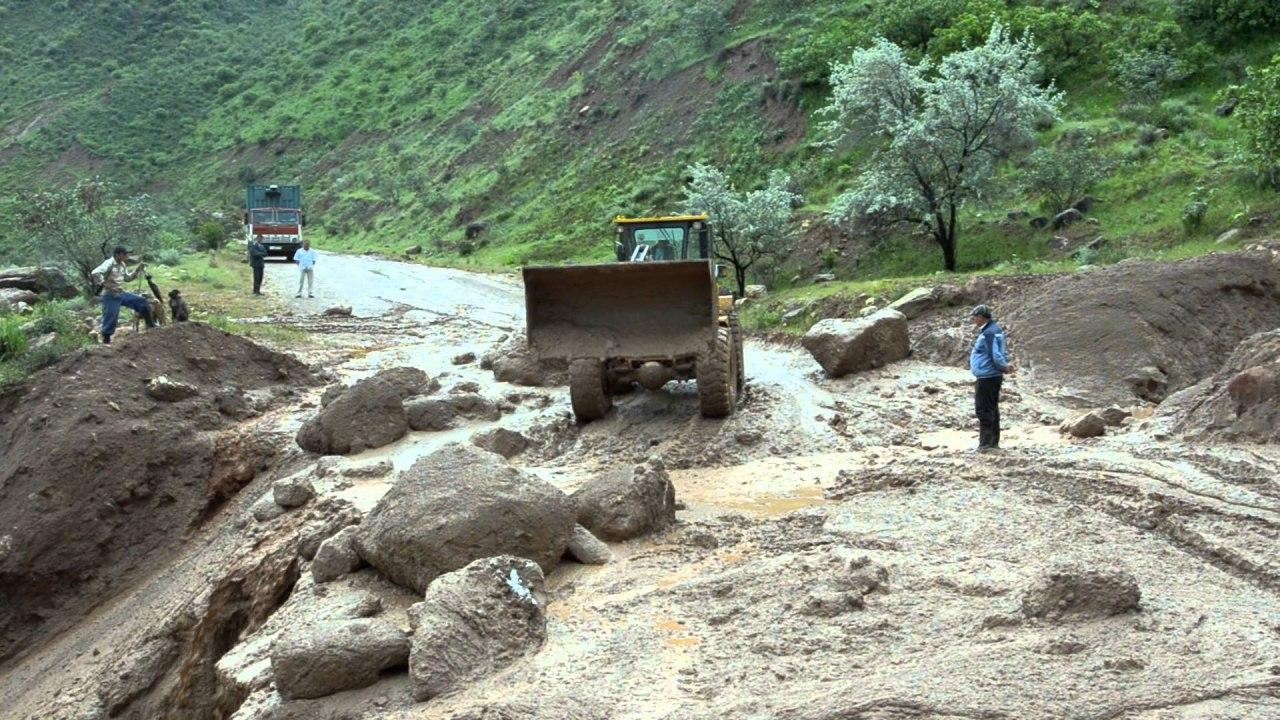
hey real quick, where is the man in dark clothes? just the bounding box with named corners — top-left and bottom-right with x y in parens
top-left (969, 304), bottom-right (1015, 451)
top-left (248, 234), bottom-right (268, 295)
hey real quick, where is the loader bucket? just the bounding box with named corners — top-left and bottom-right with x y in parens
top-left (523, 260), bottom-right (718, 361)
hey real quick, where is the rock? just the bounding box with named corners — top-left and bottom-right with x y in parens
top-left (744, 284), bottom-right (767, 299)
top-left (319, 383), bottom-right (346, 407)
top-left (405, 393), bottom-right (500, 431)
top-left (565, 524), bottom-right (612, 565)
top-left (404, 245), bottom-right (423, 256)
top-left (1216, 228), bottom-right (1242, 245)
top-left (339, 460), bottom-right (393, 478)
top-left (1051, 208), bottom-right (1084, 230)
top-left (1021, 564), bottom-right (1141, 621)
top-left (1125, 366), bottom-right (1168, 403)
top-left (1071, 196), bottom-right (1097, 214)
top-left (14, 301), bottom-right (32, 315)
top-left (451, 351), bottom-right (476, 365)
top-left (801, 309), bottom-right (910, 378)
top-left (1097, 407), bottom-right (1131, 426)
top-left (408, 556), bottom-right (546, 701)
top-left (322, 306), bottom-right (353, 317)
top-left (145, 376), bottom-right (199, 402)
top-left (296, 369), bottom-right (424, 454)
top-left (354, 443), bottom-right (575, 594)
top-left (449, 381), bottom-right (482, 394)
top-left (572, 460), bottom-right (676, 541)
top-left (472, 427), bottom-right (529, 458)
top-left (887, 287), bottom-right (934, 320)
top-left (813, 273), bottom-right (836, 283)
top-left (270, 619), bottom-right (409, 700)
top-left (781, 306), bottom-right (807, 323)
top-left (251, 493), bottom-right (285, 523)
top-left (312, 526), bottom-right (362, 583)
top-left (1061, 411), bottom-right (1108, 438)
top-left (295, 498), bottom-right (363, 560)
top-left (0, 266), bottom-right (78, 299)
top-left (1215, 96), bottom-right (1239, 117)
top-left (273, 476), bottom-right (315, 508)
top-left (29, 332), bottom-right (57, 352)
top-left (0, 287), bottom-right (40, 311)
top-left (484, 333), bottom-right (567, 387)
top-left (370, 366), bottom-right (435, 397)
top-left (1030, 216), bottom-right (1048, 230)
top-left (734, 429), bottom-right (762, 446)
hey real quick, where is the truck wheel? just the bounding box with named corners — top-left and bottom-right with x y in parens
top-left (729, 315), bottom-right (745, 394)
top-left (697, 327), bottom-right (736, 418)
top-left (569, 359), bottom-right (612, 422)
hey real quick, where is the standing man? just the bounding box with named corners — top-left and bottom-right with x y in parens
top-left (969, 304), bottom-right (1014, 452)
top-left (294, 239), bottom-right (317, 298)
top-left (92, 246), bottom-right (155, 344)
top-left (248, 234), bottom-right (268, 295)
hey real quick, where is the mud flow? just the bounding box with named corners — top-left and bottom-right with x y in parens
top-left (2, 250), bottom-right (1279, 719)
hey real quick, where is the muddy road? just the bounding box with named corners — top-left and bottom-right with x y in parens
top-left (3, 254), bottom-right (1280, 719)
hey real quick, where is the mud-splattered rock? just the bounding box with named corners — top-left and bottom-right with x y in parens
top-left (565, 524), bottom-right (612, 565)
top-left (887, 286), bottom-right (935, 319)
top-left (322, 305), bottom-right (353, 317)
top-left (270, 619), bottom-right (409, 700)
top-left (312, 526), bottom-right (362, 583)
top-left (451, 351), bottom-right (477, 365)
top-left (354, 443), bottom-right (575, 593)
top-left (273, 476), bottom-right (315, 508)
top-left (339, 460), bottom-right (393, 478)
top-left (572, 460), bottom-right (676, 541)
top-left (408, 556), bottom-right (547, 700)
top-left (1021, 564), bottom-right (1141, 621)
top-left (319, 383), bottom-right (346, 407)
top-left (801, 309), bottom-right (910, 378)
top-left (472, 427), bottom-right (529, 458)
top-left (405, 393), bottom-right (501, 432)
top-left (484, 333), bottom-right (567, 387)
top-left (145, 376), bottom-right (199, 402)
top-left (1061, 411), bottom-right (1108, 438)
top-left (296, 368), bottom-right (427, 454)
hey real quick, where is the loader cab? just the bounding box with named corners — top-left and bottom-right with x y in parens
top-left (614, 215), bottom-right (711, 263)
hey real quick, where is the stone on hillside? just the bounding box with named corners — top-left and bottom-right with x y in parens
top-left (319, 383), bottom-right (346, 407)
top-left (146, 376), bottom-right (199, 402)
top-left (1071, 196), bottom-right (1097, 214)
top-left (887, 287), bottom-right (935, 320)
top-left (354, 443), bottom-right (575, 594)
top-left (404, 245), bottom-right (423, 256)
top-left (405, 393), bottom-right (501, 432)
top-left (1021, 564), bottom-right (1140, 621)
top-left (472, 427), bottom-right (529, 458)
top-left (312, 526), bottom-right (363, 583)
top-left (1125, 366), bottom-right (1169, 403)
top-left (1030, 216), bottom-right (1049, 230)
top-left (744, 284), bottom-right (767, 299)
top-left (1061, 411), bottom-right (1108, 438)
top-left (273, 475), bottom-right (315, 508)
top-left (801, 309), bottom-right (910, 378)
top-left (1051, 208), bottom-right (1083, 230)
top-left (270, 619), bottom-right (409, 700)
top-left (408, 556), bottom-right (547, 701)
top-left (251, 493), bottom-right (285, 523)
top-left (1097, 407), bottom-right (1131, 426)
top-left (1215, 228), bottom-right (1242, 245)
top-left (813, 273), bottom-right (836, 283)
top-left (1215, 96), bottom-right (1239, 117)
top-left (0, 288), bottom-right (40, 311)
top-left (0, 266), bottom-right (78, 298)
top-left (565, 524), bottom-right (612, 565)
top-left (572, 460), bottom-right (676, 542)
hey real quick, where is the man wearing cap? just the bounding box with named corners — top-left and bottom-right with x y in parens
top-left (969, 304), bottom-right (1015, 451)
top-left (249, 234), bottom-right (268, 295)
top-left (91, 246), bottom-right (155, 345)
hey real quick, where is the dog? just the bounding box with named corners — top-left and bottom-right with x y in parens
top-left (132, 297), bottom-right (166, 332)
top-left (168, 289), bottom-right (190, 322)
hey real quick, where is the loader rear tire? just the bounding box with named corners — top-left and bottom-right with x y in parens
top-left (569, 358), bottom-right (612, 422)
top-left (698, 327), bottom-right (736, 418)
top-left (729, 315), bottom-right (745, 394)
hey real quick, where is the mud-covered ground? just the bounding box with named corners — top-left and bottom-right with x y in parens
top-left (2, 254), bottom-right (1278, 720)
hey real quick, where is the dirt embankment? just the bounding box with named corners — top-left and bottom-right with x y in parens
top-left (0, 323), bottom-right (319, 664)
top-left (1005, 251), bottom-right (1280, 407)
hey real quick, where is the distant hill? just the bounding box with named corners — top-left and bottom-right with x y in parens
top-left (1, 0), bottom-right (1277, 279)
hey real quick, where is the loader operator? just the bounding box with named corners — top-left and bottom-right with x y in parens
top-left (969, 304), bottom-right (1015, 452)
top-left (92, 245), bottom-right (155, 345)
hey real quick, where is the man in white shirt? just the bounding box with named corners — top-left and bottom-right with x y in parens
top-left (91, 245), bottom-right (155, 344)
top-left (294, 240), bottom-right (318, 298)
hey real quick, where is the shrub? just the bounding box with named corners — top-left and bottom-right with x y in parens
top-left (1176, 0), bottom-right (1280, 41)
top-left (1225, 54), bottom-right (1280, 187)
top-left (1025, 131), bottom-right (1113, 214)
top-left (1182, 200), bottom-right (1209, 231)
top-left (196, 220), bottom-right (228, 251)
top-left (155, 248), bottom-right (182, 266)
top-left (1112, 49), bottom-right (1190, 105)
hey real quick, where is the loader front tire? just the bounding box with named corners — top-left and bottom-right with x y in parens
top-left (729, 314), bottom-right (745, 394)
top-left (698, 327), bottom-right (736, 418)
top-left (569, 358), bottom-right (612, 422)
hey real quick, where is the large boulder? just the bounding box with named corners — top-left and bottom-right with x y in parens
top-left (0, 288), bottom-right (40, 311)
top-left (270, 619), bottom-right (409, 700)
top-left (1060, 411), bottom-right (1108, 438)
top-left (405, 393), bottom-right (501, 431)
top-left (483, 333), bottom-right (567, 387)
top-left (0, 266), bottom-right (78, 299)
top-left (1051, 208), bottom-right (1083, 230)
top-left (571, 461), bottom-right (676, 541)
top-left (408, 555), bottom-right (547, 700)
top-left (471, 427), bottom-right (529, 458)
top-left (565, 524), bottom-right (612, 565)
top-left (354, 443), bottom-right (575, 594)
top-left (295, 367), bottom-right (430, 454)
top-left (1021, 564), bottom-right (1141, 621)
top-left (801, 309), bottom-right (910, 378)
top-left (311, 525), bottom-right (362, 583)
top-left (887, 287), bottom-right (935, 320)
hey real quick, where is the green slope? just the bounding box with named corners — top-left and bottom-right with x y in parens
top-left (0, 0), bottom-right (1277, 278)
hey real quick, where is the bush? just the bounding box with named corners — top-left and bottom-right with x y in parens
top-left (1025, 131), bottom-right (1112, 214)
top-left (1226, 54), bottom-right (1280, 186)
top-left (1112, 49), bottom-right (1190, 105)
top-left (0, 316), bottom-right (27, 361)
top-left (196, 220), bottom-right (228, 251)
top-left (1176, 0), bottom-right (1280, 41)
top-left (155, 248), bottom-right (182, 266)
top-left (1182, 200), bottom-right (1209, 231)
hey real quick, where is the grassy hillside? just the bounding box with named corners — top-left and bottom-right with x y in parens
top-left (0, 0), bottom-right (1277, 281)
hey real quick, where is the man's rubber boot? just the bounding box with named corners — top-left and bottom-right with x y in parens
top-left (101, 333), bottom-right (111, 345)
top-left (144, 309), bottom-right (158, 329)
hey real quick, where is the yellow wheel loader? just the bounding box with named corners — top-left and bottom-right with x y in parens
top-left (522, 214), bottom-right (744, 422)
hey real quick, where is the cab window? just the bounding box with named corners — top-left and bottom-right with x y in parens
top-left (632, 227), bottom-right (686, 261)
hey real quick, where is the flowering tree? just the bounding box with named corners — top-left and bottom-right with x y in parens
top-left (822, 23), bottom-right (1062, 271)
top-left (683, 164), bottom-right (800, 297)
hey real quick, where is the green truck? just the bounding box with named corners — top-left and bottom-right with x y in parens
top-left (244, 184), bottom-right (305, 260)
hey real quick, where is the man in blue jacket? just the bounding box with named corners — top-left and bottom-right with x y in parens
top-left (969, 304), bottom-right (1015, 451)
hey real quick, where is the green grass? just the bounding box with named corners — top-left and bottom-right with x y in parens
top-left (0, 299), bottom-right (97, 387)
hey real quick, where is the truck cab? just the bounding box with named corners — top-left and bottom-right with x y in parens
top-left (244, 184), bottom-right (305, 260)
